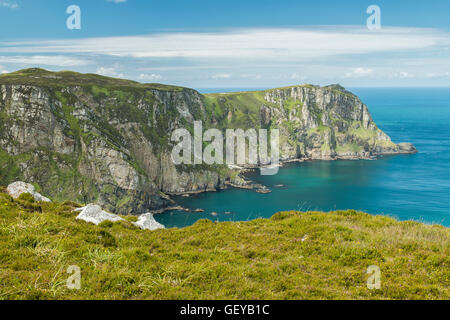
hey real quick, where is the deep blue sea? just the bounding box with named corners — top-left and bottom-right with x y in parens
top-left (155, 88), bottom-right (450, 228)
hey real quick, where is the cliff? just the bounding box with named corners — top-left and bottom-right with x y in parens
top-left (0, 69), bottom-right (416, 214)
top-left (204, 84), bottom-right (416, 160)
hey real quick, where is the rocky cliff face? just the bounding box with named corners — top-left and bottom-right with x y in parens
top-left (205, 84), bottom-right (414, 161)
top-left (0, 69), bottom-right (416, 214)
top-left (0, 69), bottom-right (234, 214)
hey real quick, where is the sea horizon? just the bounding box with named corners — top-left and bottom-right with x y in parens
top-left (196, 86), bottom-right (450, 94)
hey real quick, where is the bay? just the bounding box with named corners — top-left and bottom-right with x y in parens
top-left (155, 88), bottom-right (450, 228)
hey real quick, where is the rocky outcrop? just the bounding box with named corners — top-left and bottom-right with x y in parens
top-left (134, 213), bottom-right (165, 231)
top-left (0, 69), bottom-right (416, 215)
top-left (75, 203), bottom-right (165, 230)
top-left (6, 181), bottom-right (51, 202)
top-left (75, 204), bottom-right (125, 225)
top-left (397, 143), bottom-right (417, 154)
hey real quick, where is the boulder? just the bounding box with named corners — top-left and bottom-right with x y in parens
top-left (75, 204), bottom-right (165, 231)
top-left (76, 204), bottom-right (125, 225)
top-left (6, 181), bottom-right (51, 202)
top-left (398, 143), bottom-right (418, 153)
top-left (133, 213), bottom-right (165, 231)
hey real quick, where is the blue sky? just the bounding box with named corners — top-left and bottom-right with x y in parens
top-left (1, 0), bottom-right (450, 88)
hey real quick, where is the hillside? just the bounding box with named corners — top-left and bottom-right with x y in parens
top-left (0, 189), bottom-right (447, 300)
top-left (203, 84), bottom-right (413, 160)
top-left (0, 68), bottom-right (186, 92)
top-left (0, 69), bottom-right (416, 214)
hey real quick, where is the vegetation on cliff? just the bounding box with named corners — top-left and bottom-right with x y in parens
top-left (0, 189), bottom-right (447, 300)
top-left (0, 69), bottom-right (232, 213)
top-left (0, 68), bottom-right (186, 92)
top-left (0, 69), bottom-right (415, 214)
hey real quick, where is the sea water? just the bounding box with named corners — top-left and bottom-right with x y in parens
top-left (155, 88), bottom-right (450, 228)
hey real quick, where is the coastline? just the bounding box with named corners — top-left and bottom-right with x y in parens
top-left (157, 147), bottom-right (419, 215)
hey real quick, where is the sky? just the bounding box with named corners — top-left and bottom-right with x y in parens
top-left (1, 0), bottom-right (450, 89)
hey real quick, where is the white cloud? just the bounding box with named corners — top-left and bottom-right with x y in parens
top-left (240, 74), bottom-right (262, 80)
top-left (1, 26), bottom-right (450, 86)
top-left (392, 71), bottom-right (413, 79)
top-left (138, 73), bottom-right (162, 81)
top-left (0, 1), bottom-right (18, 9)
top-left (211, 74), bottom-right (231, 79)
top-left (291, 73), bottom-right (307, 80)
top-left (106, 0), bottom-right (127, 3)
top-left (96, 67), bottom-right (125, 78)
top-left (0, 55), bottom-right (91, 67)
top-left (426, 72), bottom-right (450, 78)
top-left (345, 68), bottom-right (374, 78)
top-left (1, 26), bottom-right (447, 61)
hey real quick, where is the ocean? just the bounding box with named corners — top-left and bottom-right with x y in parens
top-left (155, 87), bottom-right (450, 228)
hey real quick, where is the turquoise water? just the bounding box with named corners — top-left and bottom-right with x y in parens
top-left (155, 88), bottom-right (450, 228)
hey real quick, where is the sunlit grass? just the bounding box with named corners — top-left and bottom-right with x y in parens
top-left (0, 190), bottom-right (448, 300)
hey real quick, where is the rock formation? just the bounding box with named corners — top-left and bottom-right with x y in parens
top-left (75, 204), bottom-right (125, 225)
top-left (0, 69), bottom-right (417, 214)
top-left (75, 203), bottom-right (165, 230)
top-left (6, 181), bottom-right (51, 202)
top-left (133, 213), bottom-right (165, 231)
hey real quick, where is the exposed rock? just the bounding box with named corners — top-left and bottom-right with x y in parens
top-left (147, 205), bottom-right (189, 214)
top-left (133, 213), bottom-right (165, 231)
top-left (6, 181), bottom-right (51, 202)
top-left (398, 143), bottom-right (418, 153)
top-left (76, 204), bottom-right (125, 225)
top-left (75, 204), bottom-right (165, 231)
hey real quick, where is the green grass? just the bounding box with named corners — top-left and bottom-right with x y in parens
top-left (0, 190), bottom-right (448, 300)
top-left (204, 91), bottom-right (270, 129)
top-left (0, 149), bottom-right (21, 185)
top-left (336, 143), bottom-right (364, 153)
top-left (0, 68), bottom-right (185, 92)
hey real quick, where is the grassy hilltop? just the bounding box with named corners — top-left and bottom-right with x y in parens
top-left (0, 68), bottom-right (186, 91)
top-left (0, 189), bottom-right (448, 300)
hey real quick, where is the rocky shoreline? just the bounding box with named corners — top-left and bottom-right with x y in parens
top-left (3, 140), bottom-right (418, 228)
top-left (156, 145), bottom-right (418, 214)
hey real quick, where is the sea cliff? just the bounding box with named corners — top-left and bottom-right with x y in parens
top-left (0, 69), bottom-right (416, 214)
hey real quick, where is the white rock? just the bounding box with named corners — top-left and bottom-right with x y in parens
top-left (76, 204), bottom-right (125, 225)
top-left (133, 213), bottom-right (165, 231)
top-left (6, 181), bottom-right (51, 202)
top-left (74, 205), bottom-right (165, 231)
